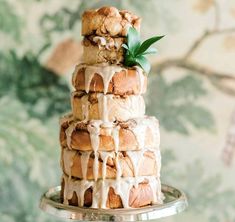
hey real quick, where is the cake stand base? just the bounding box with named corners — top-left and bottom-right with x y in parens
top-left (39, 184), bottom-right (188, 221)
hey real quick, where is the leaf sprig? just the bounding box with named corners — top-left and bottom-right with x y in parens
top-left (122, 27), bottom-right (164, 74)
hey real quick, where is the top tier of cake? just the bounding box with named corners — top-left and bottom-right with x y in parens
top-left (81, 7), bottom-right (141, 65)
top-left (82, 6), bottom-right (141, 37)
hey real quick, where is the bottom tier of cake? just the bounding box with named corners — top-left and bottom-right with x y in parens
top-left (61, 175), bottom-right (163, 209)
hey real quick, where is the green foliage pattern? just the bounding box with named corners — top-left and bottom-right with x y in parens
top-left (0, 52), bottom-right (70, 120)
top-left (0, 1), bottom-right (23, 42)
top-left (147, 74), bottom-right (215, 134)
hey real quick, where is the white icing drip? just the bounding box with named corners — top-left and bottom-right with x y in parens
top-left (78, 180), bottom-right (94, 206)
top-left (63, 175), bottom-right (163, 208)
top-left (110, 179), bottom-right (132, 208)
top-left (132, 120), bottom-right (147, 149)
top-left (126, 150), bottom-right (144, 177)
top-left (149, 178), bottom-right (157, 203)
top-left (87, 120), bottom-right (102, 181)
top-left (112, 126), bottom-right (122, 179)
top-left (131, 117), bottom-right (160, 149)
top-left (91, 180), bottom-right (102, 208)
top-left (134, 66), bottom-right (145, 94)
top-left (115, 155), bottom-right (122, 180)
top-left (77, 64), bottom-right (124, 94)
top-left (63, 148), bottom-right (76, 178)
top-left (80, 151), bottom-right (91, 179)
top-left (65, 123), bottom-right (76, 149)
top-left (133, 178), bottom-right (139, 189)
top-left (99, 152), bottom-right (114, 179)
top-left (112, 126), bottom-right (120, 153)
top-left (97, 94), bottom-right (109, 124)
top-left (81, 98), bottom-right (90, 121)
top-left (63, 175), bottom-right (93, 206)
top-left (101, 180), bottom-right (110, 208)
top-left (97, 94), bottom-right (145, 122)
top-left (148, 177), bottom-right (163, 203)
top-left (93, 153), bottom-right (99, 181)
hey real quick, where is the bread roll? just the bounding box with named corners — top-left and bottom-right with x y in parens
top-left (61, 174), bottom-right (163, 208)
top-left (60, 115), bottom-right (160, 151)
top-left (82, 6), bottom-right (141, 37)
top-left (72, 64), bottom-right (147, 95)
top-left (61, 148), bottom-right (161, 180)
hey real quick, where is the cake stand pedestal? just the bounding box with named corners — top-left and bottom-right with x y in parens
top-left (39, 184), bottom-right (188, 221)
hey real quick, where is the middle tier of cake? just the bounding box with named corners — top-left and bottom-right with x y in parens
top-left (72, 63), bottom-right (147, 95)
top-left (61, 148), bottom-right (161, 180)
top-left (60, 115), bottom-right (160, 151)
top-left (71, 91), bottom-right (145, 122)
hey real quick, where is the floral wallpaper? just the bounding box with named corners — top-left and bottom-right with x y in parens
top-left (0, 0), bottom-right (235, 222)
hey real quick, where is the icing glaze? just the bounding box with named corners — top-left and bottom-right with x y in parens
top-left (62, 148), bottom-right (161, 181)
top-left (62, 116), bottom-right (160, 151)
top-left (72, 91), bottom-right (146, 122)
top-left (126, 150), bottom-right (144, 177)
top-left (80, 151), bottom-right (92, 179)
top-left (63, 174), bottom-right (162, 208)
top-left (87, 120), bottom-right (102, 181)
top-left (72, 64), bottom-right (146, 94)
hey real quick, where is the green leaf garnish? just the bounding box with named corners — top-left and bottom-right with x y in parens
top-left (137, 36), bottom-right (164, 55)
top-left (122, 27), bottom-right (164, 74)
top-left (142, 47), bottom-right (158, 55)
top-left (135, 55), bottom-right (151, 74)
top-left (127, 27), bottom-right (141, 54)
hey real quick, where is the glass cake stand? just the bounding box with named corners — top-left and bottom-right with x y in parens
top-left (39, 184), bottom-right (188, 221)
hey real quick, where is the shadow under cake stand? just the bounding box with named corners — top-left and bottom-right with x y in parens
top-left (39, 184), bottom-right (188, 221)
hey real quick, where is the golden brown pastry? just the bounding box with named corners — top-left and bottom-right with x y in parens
top-left (72, 64), bottom-right (147, 95)
top-left (82, 6), bottom-right (141, 37)
top-left (60, 115), bottom-right (160, 151)
top-left (71, 91), bottom-right (145, 122)
top-left (82, 35), bottom-right (125, 64)
top-left (61, 175), bottom-right (163, 208)
top-left (61, 148), bottom-right (160, 180)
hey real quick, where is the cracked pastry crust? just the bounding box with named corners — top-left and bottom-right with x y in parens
top-left (71, 91), bottom-right (145, 122)
top-left (61, 148), bottom-right (160, 179)
top-left (72, 64), bottom-right (147, 95)
top-left (82, 6), bottom-right (141, 37)
top-left (82, 35), bottom-right (125, 64)
top-left (60, 115), bottom-right (160, 151)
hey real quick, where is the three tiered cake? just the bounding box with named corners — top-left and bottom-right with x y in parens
top-left (59, 6), bottom-right (163, 209)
